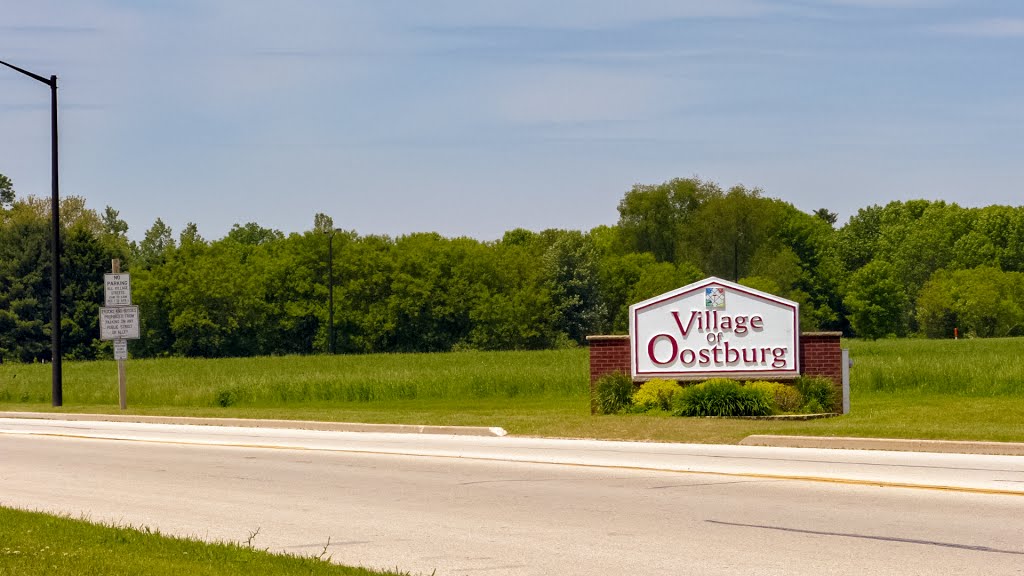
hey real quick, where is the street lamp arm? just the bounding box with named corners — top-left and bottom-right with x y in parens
top-left (0, 58), bottom-right (54, 86)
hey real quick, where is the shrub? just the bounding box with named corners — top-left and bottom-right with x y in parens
top-left (215, 388), bottom-right (239, 407)
top-left (595, 372), bottom-right (634, 414)
top-left (746, 381), bottom-right (803, 413)
top-left (795, 376), bottom-right (838, 413)
top-left (801, 398), bottom-right (824, 414)
top-left (215, 385), bottom-right (251, 407)
top-left (734, 386), bottom-right (773, 416)
top-left (632, 379), bottom-right (682, 412)
top-left (672, 378), bottom-right (772, 417)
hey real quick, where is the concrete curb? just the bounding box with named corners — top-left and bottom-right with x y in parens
top-left (740, 434), bottom-right (1024, 456)
top-left (0, 411), bottom-right (507, 438)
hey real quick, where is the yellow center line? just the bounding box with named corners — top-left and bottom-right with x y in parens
top-left (5, 430), bottom-right (1024, 497)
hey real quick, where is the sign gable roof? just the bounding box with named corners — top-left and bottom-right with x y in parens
top-left (630, 276), bottom-right (799, 314)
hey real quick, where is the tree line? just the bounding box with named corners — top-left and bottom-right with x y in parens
top-left (2, 174), bottom-right (1023, 362)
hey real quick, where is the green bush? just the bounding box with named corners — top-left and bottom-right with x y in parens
top-left (801, 398), bottom-right (824, 414)
top-left (672, 378), bottom-right (773, 417)
top-left (215, 385), bottom-right (253, 407)
top-left (215, 387), bottom-right (240, 407)
top-left (795, 376), bottom-right (838, 413)
top-left (632, 379), bottom-right (682, 412)
top-left (746, 381), bottom-right (803, 413)
top-left (595, 372), bottom-right (635, 414)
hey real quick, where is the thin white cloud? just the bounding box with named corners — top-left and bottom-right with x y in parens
top-left (933, 18), bottom-right (1024, 38)
top-left (394, 0), bottom-right (776, 30)
top-left (483, 66), bottom-right (683, 126)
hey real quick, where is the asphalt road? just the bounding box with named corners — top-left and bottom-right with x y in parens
top-left (2, 418), bottom-right (1024, 575)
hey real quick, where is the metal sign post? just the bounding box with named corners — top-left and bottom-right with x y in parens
top-left (100, 259), bottom-right (139, 410)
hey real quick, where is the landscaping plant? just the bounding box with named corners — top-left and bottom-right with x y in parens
top-left (795, 376), bottom-right (838, 413)
top-left (672, 379), bottom-right (773, 417)
top-left (631, 379), bottom-right (682, 412)
top-left (595, 372), bottom-right (634, 414)
top-left (746, 381), bottom-right (803, 413)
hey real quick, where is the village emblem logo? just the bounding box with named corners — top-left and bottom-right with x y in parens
top-left (705, 287), bottom-right (725, 309)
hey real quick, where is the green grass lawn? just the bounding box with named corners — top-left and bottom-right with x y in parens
top-left (2, 338), bottom-right (1024, 443)
top-left (0, 507), bottom-right (404, 576)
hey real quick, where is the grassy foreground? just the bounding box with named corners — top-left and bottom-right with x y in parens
top-left (2, 339), bottom-right (1024, 443)
top-left (0, 507), bottom-right (402, 576)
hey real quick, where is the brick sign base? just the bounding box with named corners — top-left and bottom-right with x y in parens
top-left (587, 332), bottom-right (845, 415)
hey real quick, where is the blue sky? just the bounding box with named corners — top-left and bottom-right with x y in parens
top-left (2, 1), bottom-right (1023, 241)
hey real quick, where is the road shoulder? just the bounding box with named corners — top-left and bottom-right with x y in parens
top-left (741, 434), bottom-right (1024, 456)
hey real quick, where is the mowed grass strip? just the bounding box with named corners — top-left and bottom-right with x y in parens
top-left (2, 338), bottom-right (1024, 443)
top-left (0, 506), bottom-right (405, 576)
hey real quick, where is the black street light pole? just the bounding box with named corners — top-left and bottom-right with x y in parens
top-left (0, 59), bottom-right (62, 406)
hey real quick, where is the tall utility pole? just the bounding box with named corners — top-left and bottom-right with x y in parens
top-left (1, 58), bottom-right (62, 406)
top-left (325, 228), bottom-right (341, 354)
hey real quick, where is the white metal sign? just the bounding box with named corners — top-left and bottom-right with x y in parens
top-left (629, 277), bottom-right (799, 381)
top-left (104, 273), bottom-right (132, 306)
top-left (113, 339), bottom-right (128, 360)
top-left (99, 306), bottom-right (140, 341)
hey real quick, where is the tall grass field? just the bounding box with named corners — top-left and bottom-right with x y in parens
top-left (2, 338), bottom-right (1023, 443)
top-left (0, 349), bottom-right (584, 407)
top-left (851, 338), bottom-right (1024, 396)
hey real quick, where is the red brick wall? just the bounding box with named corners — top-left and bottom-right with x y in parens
top-left (587, 332), bottom-right (845, 414)
top-left (586, 336), bottom-right (630, 414)
top-left (799, 332), bottom-right (844, 408)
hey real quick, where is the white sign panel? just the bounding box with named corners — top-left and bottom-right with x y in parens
top-left (113, 339), bottom-right (128, 360)
top-left (104, 273), bottom-right (132, 306)
top-left (629, 277), bottom-right (799, 380)
top-left (99, 306), bottom-right (140, 341)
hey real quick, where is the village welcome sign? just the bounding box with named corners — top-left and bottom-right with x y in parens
top-left (629, 277), bottom-right (799, 380)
